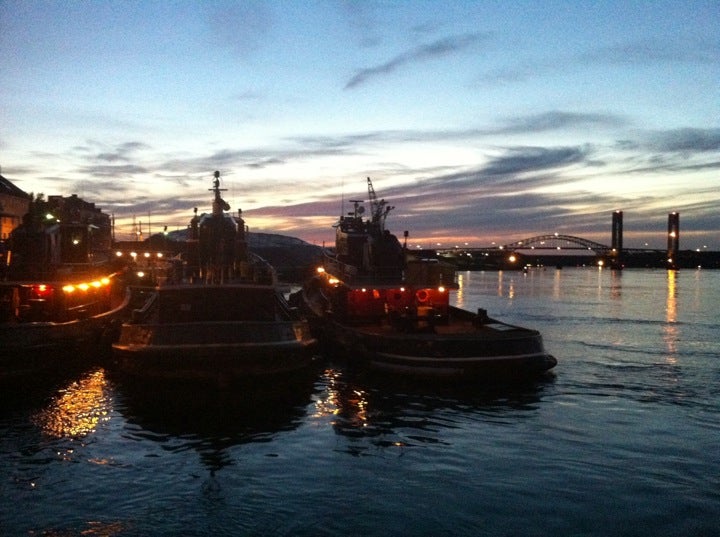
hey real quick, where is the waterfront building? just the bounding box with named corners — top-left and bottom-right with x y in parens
top-left (0, 172), bottom-right (31, 241)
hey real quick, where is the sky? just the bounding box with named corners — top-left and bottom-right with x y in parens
top-left (1, 0), bottom-right (718, 249)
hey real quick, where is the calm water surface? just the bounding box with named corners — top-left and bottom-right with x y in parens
top-left (1, 268), bottom-right (719, 536)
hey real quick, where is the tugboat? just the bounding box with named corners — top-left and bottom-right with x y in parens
top-left (293, 177), bottom-right (556, 380)
top-left (0, 195), bottom-right (130, 380)
top-left (112, 171), bottom-right (317, 383)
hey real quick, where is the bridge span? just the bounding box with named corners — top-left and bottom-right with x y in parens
top-left (499, 234), bottom-right (613, 253)
top-left (433, 212), bottom-right (718, 269)
top-left (435, 234), bottom-right (718, 270)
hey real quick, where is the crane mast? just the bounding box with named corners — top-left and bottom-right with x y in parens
top-left (366, 177), bottom-right (394, 232)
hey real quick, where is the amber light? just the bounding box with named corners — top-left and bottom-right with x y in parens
top-left (62, 276), bottom-right (113, 294)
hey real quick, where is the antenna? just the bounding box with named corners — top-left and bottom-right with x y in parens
top-left (340, 177), bottom-right (344, 217)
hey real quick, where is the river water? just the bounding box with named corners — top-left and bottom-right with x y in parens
top-left (1, 268), bottom-right (718, 536)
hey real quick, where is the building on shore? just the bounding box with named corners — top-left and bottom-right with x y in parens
top-left (0, 172), bottom-right (32, 241)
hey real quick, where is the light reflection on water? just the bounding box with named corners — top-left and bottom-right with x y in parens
top-left (32, 368), bottom-right (112, 439)
top-left (664, 270), bottom-right (679, 362)
top-left (1, 268), bottom-right (719, 536)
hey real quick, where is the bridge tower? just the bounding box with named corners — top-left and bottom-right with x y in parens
top-left (667, 212), bottom-right (679, 269)
top-left (610, 210), bottom-right (623, 268)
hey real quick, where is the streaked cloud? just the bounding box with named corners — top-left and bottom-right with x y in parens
top-left (78, 164), bottom-right (149, 177)
top-left (481, 146), bottom-right (592, 177)
top-left (345, 33), bottom-right (487, 89)
top-left (497, 112), bottom-right (627, 134)
top-left (476, 38), bottom-right (719, 85)
top-left (582, 38), bottom-right (720, 65)
top-left (646, 128), bottom-right (720, 153)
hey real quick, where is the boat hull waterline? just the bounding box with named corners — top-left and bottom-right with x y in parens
top-left (113, 320), bottom-right (317, 381)
top-left (308, 300), bottom-right (556, 379)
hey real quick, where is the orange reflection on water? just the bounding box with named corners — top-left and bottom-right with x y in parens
top-left (455, 272), bottom-right (466, 310)
top-left (312, 368), bottom-right (369, 428)
top-left (663, 270), bottom-right (679, 363)
top-left (666, 270), bottom-right (677, 323)
top-left (33, 368), bottom-right (112, 438)
top-left (496, 271), bottom-right (515, 300)
top-left (312, 368), bottom-right (342, 419)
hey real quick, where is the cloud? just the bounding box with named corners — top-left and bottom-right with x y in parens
top-left (79, 164), bottom-right (148, 177)
top-left (230, 90), bottom-right (264, 102)
top-left (158, 142), bottom-right (360, 175)
top-left (481, 146), bottom-right (592, 177)
top-left (345, 32), bottom-right (487, 89)
top-left (94, 142), bottom-right (150, 162)
top-left (337, 1), bottom-right (383, 48)
top-left (497, 111), bottom-right (627, 134)
top-left (22, 113), bottom-right (716, 247)
top-left (647, 128), bottom-right (720, 153)
top-left (583, 39), bottom-right (720, 65)
top-left (611, 127), bottom-right (720, 174)
top-left (206, 3), bottom-right (272, 58)
top-left (285, 111), bottom-right (626, 152)
top-left (476, 38), bottom-right (719, 86)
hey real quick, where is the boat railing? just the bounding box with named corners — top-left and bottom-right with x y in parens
top-left (119, 319), bottom-right (309, 345)
top-left (323, 255), bottom-right (404, 285)
top-left (323, 255), bottom-right (357, 279)
top-left (275, 291), bottom-right (304, 321)
top-left (247, 252), bottom-right (278, 285)
top-left (130, 289), bottom-right (158, 323)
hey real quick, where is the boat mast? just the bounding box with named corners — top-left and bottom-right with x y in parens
top-left (210, 170), bottom-right (231, 215)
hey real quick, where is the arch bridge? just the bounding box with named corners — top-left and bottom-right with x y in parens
top-left (500, 234), bottom-right (613, 254)
top-left (436, 234), bottom-right (626, 270)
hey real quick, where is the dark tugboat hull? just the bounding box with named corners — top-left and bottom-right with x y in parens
top-left (296, 281), bottom-right (556, 381)
top-left (112, 289), bottom-right (318, 382)
top-left (113, 338), bottom-right (317, 382)
top-left (0, 321), bottom-right (102, 380)
top-left (368, 350), bottom-right (556, 379)
top-left (113, 317), bottom-right (317, 381)
top-left (322, 317), bottom-right (556, 380)
top-left (0, 290), bottom-right (131, 381)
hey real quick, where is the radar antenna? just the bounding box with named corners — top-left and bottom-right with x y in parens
top-left (210, 170), bottom-right (231, 213)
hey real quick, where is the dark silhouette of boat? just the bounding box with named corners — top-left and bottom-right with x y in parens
top-left (1, 195), bottom-right (130, 380)
top-left (112, 171), bottom-right (317, 383)
top-left (291, 178), bottom-right (556, 380)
